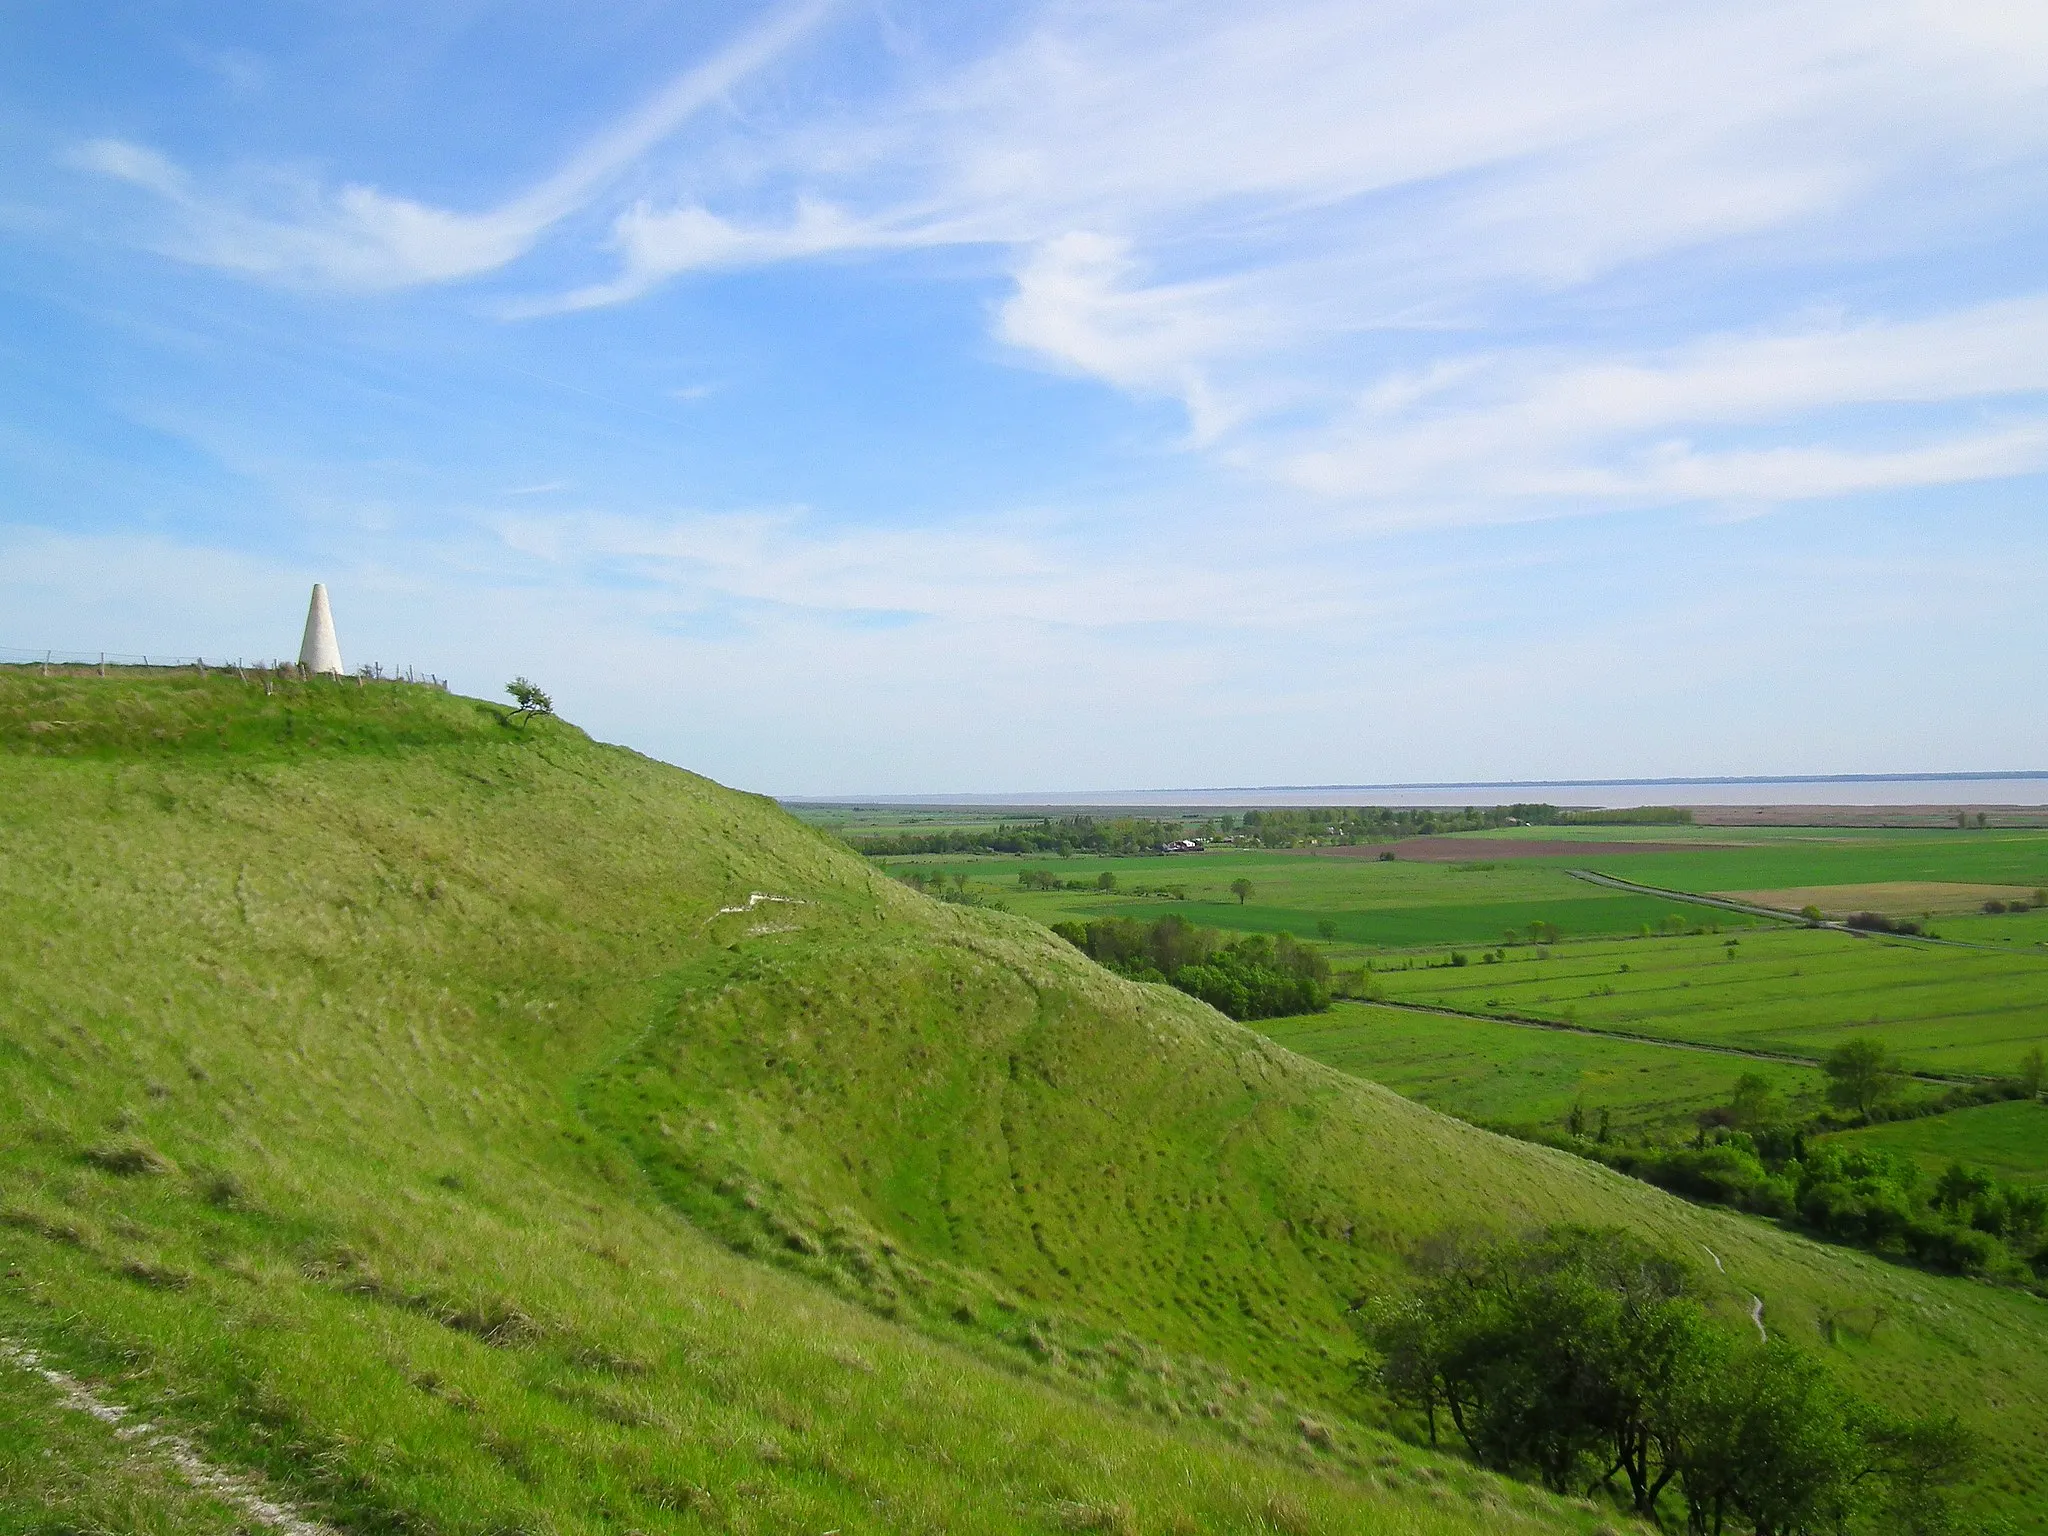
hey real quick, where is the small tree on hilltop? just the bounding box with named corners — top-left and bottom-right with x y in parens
top-left (2020, 1046), bottom-right (2046, 1099)
top-left (1231, 878), bottom-right (1254, 906)
top-left (505, 677), bottom-right (554, 725)
top-left (1825, 1036), bottom-right (1899, 1119)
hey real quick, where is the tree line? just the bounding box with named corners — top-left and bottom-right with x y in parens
top-left (1050, 914), bottom-right (1332, 1020)
top-left (1362, 1226), bottom-right (1973, 1533)
top-left (850, 814), bottom-right (1205, 857)
top-left (845, 801), bottom-right (1696, 856)
top-left (1231, 803), bottom-right (1691, 847)
top-left (1523, 1043), bottom-right (2048, 1287)
top-left (1016, 867), bottom-right (1189, 898)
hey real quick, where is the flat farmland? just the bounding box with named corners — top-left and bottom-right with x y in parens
top-left (1366, 927), bottom-right (2048, 1078)
top-left (875, 848), bottom-right (1763, 948)
top-left (1714, 881), bottom-right (2044, 918)
top-left (1259, 1001), bottom-right (1826, 1139)
top-left (1824, 1099), bottom-right (2048, 1185)
top-left (1560, 828), bottom-right (2048, 896)
top-left (1931, 906), bottom-right (2048, 948)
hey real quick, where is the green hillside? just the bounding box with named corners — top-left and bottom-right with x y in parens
top-left (4, 670), bottom-right (2047, 1530)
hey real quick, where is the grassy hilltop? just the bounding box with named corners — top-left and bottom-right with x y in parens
top-left (3, 670), bottom-right (2047, 1531)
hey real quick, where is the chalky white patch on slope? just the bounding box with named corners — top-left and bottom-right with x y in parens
top-left (706, 892), bottom-right (805, 922)
top-left (0, 1338), bottom-right (337, 1536)
top-left (1700, 1247), bottom-right (1768, 1341)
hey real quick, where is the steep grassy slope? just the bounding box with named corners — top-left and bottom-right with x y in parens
top-left (4, 671), bottom-right (2048, 1529)
top-left (0, 671), bottom-right (1608, 1536)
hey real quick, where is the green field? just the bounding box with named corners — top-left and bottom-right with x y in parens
top-left (881, 834), bottom-right (2048, 1183)
top-left (882, 847), bottom-right (1761, 948)
top-left (1260, 1002), bottom-right (1827, 1140)
top-left (1937, 906), bottom-right (2048, 948)
top-left (8, 671), bottom-right (2048, 1528)
top-left (1826, 1100), bottom-right (2048, 1187)
top-left (1565, 829), bottom-right (2048, 896)
top-left (1364, 927), bottom-right (2048, 1078)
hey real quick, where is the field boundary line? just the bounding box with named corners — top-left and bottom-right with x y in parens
top-left (1566, 868), bottom-right (1810, 924)
top-left (1350, 997), bottom-right (1984, 1085)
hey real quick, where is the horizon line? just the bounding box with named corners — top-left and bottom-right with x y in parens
top-left (781, 769), bottom-right (2048, 804)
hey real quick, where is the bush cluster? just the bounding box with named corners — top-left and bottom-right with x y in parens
top-left (1523, 1044), bottom-right (2048, 1287)
top-left (1843, 911), bottom-right (1923, 934)
top-left (893, 868), bottom-right (1009, 910)
top-left (1050, 914), bottom-right (1331, 1020)
top-left (1362, 1226), bottom-right (1973, 1533)
top-left (1597, 1139), bottom-right (2048, 1281)
top-left (1016, 868), bottom-right (1187, 898)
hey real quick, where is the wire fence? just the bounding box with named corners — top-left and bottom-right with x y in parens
top-left (0, 645), bottom-right (448, 689)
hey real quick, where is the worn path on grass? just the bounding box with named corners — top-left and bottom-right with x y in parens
top-left (1, 1338), bottom-right (335, 1536)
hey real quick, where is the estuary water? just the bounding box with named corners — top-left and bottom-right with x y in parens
top-left (811, 775), bottom-right (2048, 811)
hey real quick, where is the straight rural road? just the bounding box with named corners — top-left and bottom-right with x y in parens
top-left (1564, 867), bottom-right (2031, 952)
top-left (1565, 868), bottom-right (1808, 924)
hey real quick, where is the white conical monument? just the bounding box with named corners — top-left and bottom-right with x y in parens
top-left (298, 583), bottom-right (344, 676)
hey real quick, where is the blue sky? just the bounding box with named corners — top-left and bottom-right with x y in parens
top-left (4, 1), bottom-right (2046, 795)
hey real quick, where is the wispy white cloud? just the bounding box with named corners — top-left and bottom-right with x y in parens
top-left (69, 0), bottom-right (838, 290)
top-left (488, 505), bottom-right (1373, 632)
top-left (1275, 294), bottom-right (2048, 512)
top-left (54, 0), bottom-right (2048, 523)
top-left (544, 196), bottom-right (904, 312)
top-left (525, 0), bottom-right (2048, 515)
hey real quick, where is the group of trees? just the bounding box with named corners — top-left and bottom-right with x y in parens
top-left (1816, 1039), bottom-right (2044, 1123)
top-left (852, 814), bottom-right (1202, 857)
top-left (893, 868), bottom-right (1008, 910)
top-left (853, 811), bottom-right (1283, 857)
top-left (1979, 890), bottom-right (2043, 913)
top-left (1015, 868), bottom-right (1189, 899)
top-left (847, 800), bottom-right (1699, 856)
top-left (1226, 804), bottom-right (1691, 848)
top-left (1548, 1045), bottom-right (2048, 1283)
top-left (1606, 1137), bottom-right (2048, 1281)
top-left (1050, 914), bottom-right (1332, 1019)
top-left (1362, 1226), bottom-right (1973, 1533)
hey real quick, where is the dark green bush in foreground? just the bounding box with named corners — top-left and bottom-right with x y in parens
top-left (1051, 913), bottom-right (1332, 1019)
top-left (1363, 1227), bottom-right (1973, 1533)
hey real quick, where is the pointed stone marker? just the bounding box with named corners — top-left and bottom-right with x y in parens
top-left (298, 583), bottom-right (344, 676)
